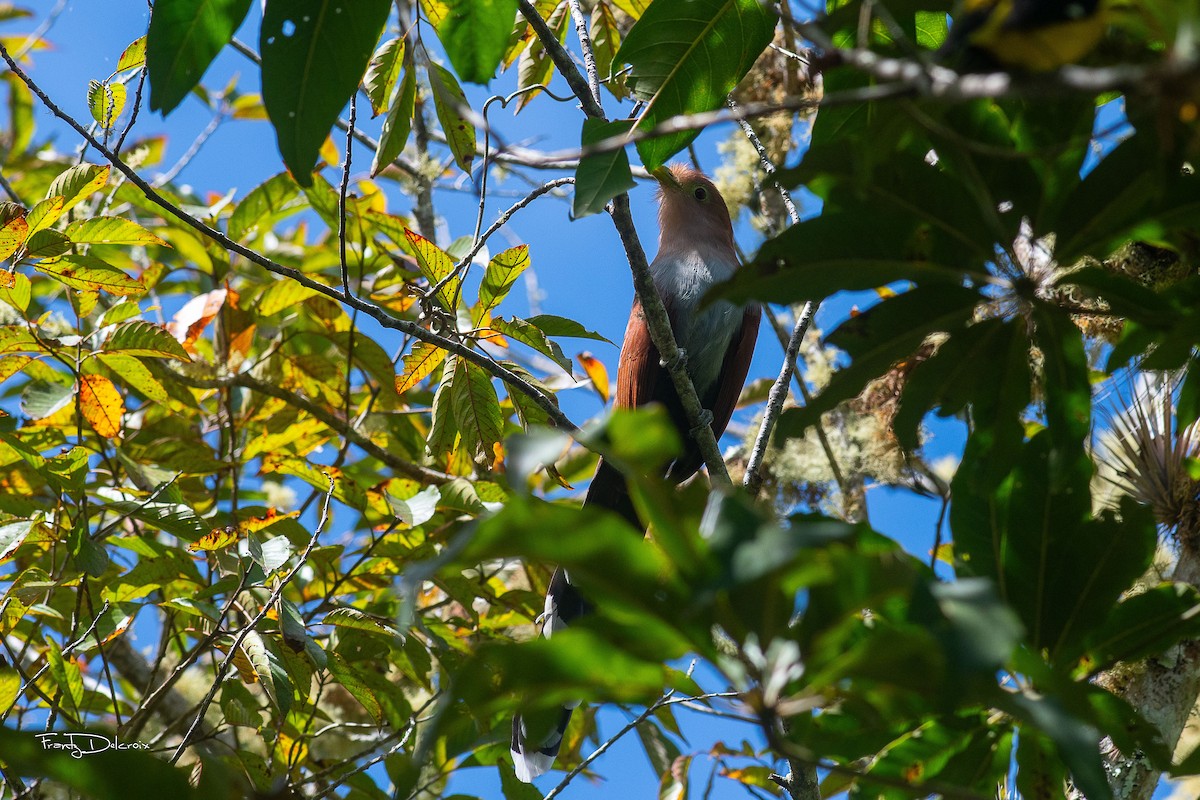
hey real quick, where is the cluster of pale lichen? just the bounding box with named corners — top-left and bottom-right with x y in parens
top-left (742, 325), bottom-right (921, 517)
top-left (716, 31), bottom-right (819, 232)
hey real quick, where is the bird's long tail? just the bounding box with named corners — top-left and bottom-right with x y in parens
top-left (510, 566), bottom-right (587, 781)
top-left (510, 459), bottom-right (639, 781)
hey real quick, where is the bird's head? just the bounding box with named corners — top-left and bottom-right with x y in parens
top-left (651, 164), bottom-right (735, 259)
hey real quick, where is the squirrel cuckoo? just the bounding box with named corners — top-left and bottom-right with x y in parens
top-left (512, 165), bottom-right (761, 782)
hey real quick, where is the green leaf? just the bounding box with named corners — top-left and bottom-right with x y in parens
top-left (0, 667), bottom-right (19, 714)
top-left (323, 607), bottom-right (405, 641)
top-left (1081, 583), bottom-right (1200, 672)
top-left (260, 0), bottom-right (392, 186)
top-left (428, 62), bottom-right (476, 172)
top-left (363, 36), bottom-right (405, 116)
top-left (514, 1), bottom-right (570, 111)
top-left (954, 430), bottom-right (1156, 659)
top-left (616, 0), bottom-right (777, 169)
top-left (891, 317), bottom-right (1030, 455)
top-left (437, 0), bottom-right (518, 84)
top-left (1034, 303), bottom-right (1091, 446)
top-left (914, 9), bottom-right (949, 49)
top-left (87, 80), bottom-right (126, 129)
top-left (396, 341), bottom-right (448, 394)
top-left (147, 0), bottom-right (254, 114)
top-left (37, 255), bottom-right (144, 296)
top-left (65, 216), bottom-right (168, 246)
top-left (0, 215), bottom-right (28, 261)
top-left (2, 73), bottom-right (34, 165)
top-left (24, 196), bottom-right (65, 237)
top-left (0, 519), bottom-right (33, 561)
top-left (492, 316), bottom-right (571, 373)
top-left (775, 285), bottom-right (980, 437)
top-left (22, 381), bottom-right (73, 420)
top-left (227, 172), bottom-right (303, 241)
top-left (0, 272), bottom-right (30, 314)
top-left (24, 229), bottom-right (71, 262)
top-left (525, 314), bottom-right (612, 342)
top-left (450, 355), bottom-right (504, 467)
top-left (104, 320), bottom-right (191, 360)
top-left (720, 208), bottom-right (973, 306)
top-left (590, 2), bottom-right (626, 100)
top-left (46, 164), bottom-right (110, 214)
top-left (1001, 691), bottom-right (1110, 800)
top-left (257, 280), bottom-right (318, 316)
top-left (371, 67), bottom-right (417, 177)
top-left (241, 630), bottom-right (292, 715)
top-left (456, 628), bottom-right (669, 715)
top-left (96, 353), bottom-right (169, 404)
top-left (478, 244), bottom-right (529, 314)
top-left (573, 118), bottom-right (636, 218)
top-left (636, 720), bottom-right (682, 782)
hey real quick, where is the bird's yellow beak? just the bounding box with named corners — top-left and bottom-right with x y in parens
top-left (650, 165), bottom-right (681, 190)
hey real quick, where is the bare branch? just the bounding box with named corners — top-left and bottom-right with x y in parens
top-left (744, 303), bottom-right (813, 497)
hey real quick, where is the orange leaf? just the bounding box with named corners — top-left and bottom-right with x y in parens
top-left (167, 288), bottom-right (227, 350)
top-left (79, 374), bottom-right (123, 438)
top-left (576, 351), bottom-right (610, 404)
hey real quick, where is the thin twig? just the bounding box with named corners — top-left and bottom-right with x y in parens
top-left (744, 304), bottom-right (814, 497)
top-left (153, 108), bottom-right (226, 187)
top-left (543, 691), bottom-right (677, 800)
top-left (427, 176), bottom-right (574, 301)
top-left (566, 0), bottom-right (601, 108)
top-left (339, 96), bottom-right (356, 297)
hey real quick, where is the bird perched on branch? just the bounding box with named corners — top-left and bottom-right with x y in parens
top-left (511, 165), bottom-right (761, 782)
top-left (942, 0), bottom-right (1111, 71)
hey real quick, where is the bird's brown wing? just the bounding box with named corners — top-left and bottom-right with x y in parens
top-left (615, 293), bottom-right (678, 410)
top-left (707, 303), bottom-right (762, 440)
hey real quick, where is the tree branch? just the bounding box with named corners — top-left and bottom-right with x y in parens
top-left (744, 303), bottom-right (813, 497)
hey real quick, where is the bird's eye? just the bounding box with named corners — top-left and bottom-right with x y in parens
top-left (693, 186), bottom-right (707, 201)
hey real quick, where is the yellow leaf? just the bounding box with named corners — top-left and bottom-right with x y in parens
top-left (404, 228), bottom-right (459, 310)
top-left (319, 135), bottom-right (340, 167)
top-left (188, 526), bottom-right (240, 553)
top-left (239, 508), bottom-right (299, 534)
top-left (116, 36), bottom-right (147, 72)
top-left (0, 216), bottom-right (28, 262)
top-left (396, 341), bottom-right (448, 394)
top-left (576, 351), bottom-right (609, 404)
top-left (79, 374), bottom-right (123, 438)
